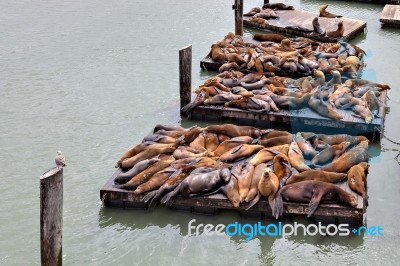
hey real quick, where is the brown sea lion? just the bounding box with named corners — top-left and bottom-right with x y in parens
top-left (362, 90), bottom-right (381, 118)
top-left (261, 130), bottom-right (291, 139)
top-left (179, 168), bottom-right (231, 198)
top-left (116, 156), bottom-right (175, 190)
top-left (249, 145), bottom-right (288, 166)
top-left (253, 94), bottom-right (280, 111)
top-left (222, 175), bottom-right (241, 207)
top-left (272, 153), bottom-right (292, 186)
top-left (225, 96), bottom-right (271, 112)
top-left (172, 146), bottom-right (210, 160)
top-left (319, 140), bottom-right (369, 173)
top-left (239, 73), bottom-right (265, 83)
top-left (345, 79), bottom-right (391, 91)
top-left (319, 4), bottom-right (342, 18)
top-left (258, 167), bottom-right (280, 197)
top-left (250, 17), bottom-right (269, 26)
top-left (317, 134), bottom-right (367, 146)
top-left (219, 62), bottom-right (239, 72)
top-left (240, 79), bottom-right (270, 90)
top-left (253, 33), bottom-right (286, 43)
top-left (204, 132), bottom-right (220, 152)
top-left (268, 92), bottom-right (312, 109)
top-left (219, 144), bottom-right (264, 162)
top-left (120, 145), bottom-right (176, 169)
top-left (288, 140), bottom-right (310, 172)
top-left (205, 124), bottom-right (263, 138)
top-left (352, 105), bottom-right (373, 124)
top-left (133, 167), bottom-right (176, 194)
top-left (286, 169), bottom-right (347, 185)
top-left (258, 135), bottom-right (292, 147)
top-left (272, 180), bottom-right (357, 218)
top-left (347, 162), bottom-right (369, 200)
top-left (245, 163), bottom-right (266, 202)
top-left (213, 136), bottom-right (254, 157)
top-left (231, 162), bottom-right (255, 202)
top-left (114, 157), bottom-right (160, 184)
top-left (141, 134), bottom-right (179, 144)
top-left (210, 43), bottom-right (226, 64)
top-left (189, 132), bottom-right (205, 149)
top-left (326, 21), bottom-right (344, 38)
top-left (203, 93), bottom-right (242, 106)
top-left (262, 3), bottom-right (294, 10)
top-left (115, 142), bottom-right (152, 168)
top-left (311, 141), bottom-right (350, 166)
top-left (244, 7), bottom-right (261, 16)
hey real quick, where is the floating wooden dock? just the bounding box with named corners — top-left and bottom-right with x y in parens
top-left (380, 5), bottom-right (400, 26)
top-left (188, 90), bottom-right (386, 137)
top-left (243, 9), bottom-right (367, 42)
top-left (100, 169), bottom-right (365, 226)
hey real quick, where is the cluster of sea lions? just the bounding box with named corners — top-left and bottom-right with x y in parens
top-left (207, 32), bottom-right (364, 77)
top-left (113, 124), bottom-right (369, 218)
top-left (181, 70), bottom-right (389, 123)
top-left (244, 3), bottom-right (295, 27)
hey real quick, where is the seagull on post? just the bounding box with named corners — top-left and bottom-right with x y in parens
top-left (55, 151), bottom-right (66, 167)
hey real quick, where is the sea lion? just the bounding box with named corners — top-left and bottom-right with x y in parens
top-left (316, 134), bottom-right (367, 146)
top-left (250, 17), bottom-right (269, 27)
top-left (285, 24), bottom-right (313, 33)
top-left (362, 90), bottom-right (381, 118)
top-left (240, 79), bottom-right (270, 90)
top-left (244, 7), bottom-right (261, 16)
top-left (294, 132), bottom-right (319, 159)
top-left (172, 146), bottom-right (211, 160)
top-left (310, 70), bottom-right (326, 88)
top-left (179, 168), bottom-right (231, 198)
top-left (181, 90), bottom-right (207, 115)
top-left (203, 93), bottom-right (242, 106)
top-left (249, 144), bottom-right (290, 166)
top-left (222, 175), bottom-right (241, 207)
top-left (352, 105), bottom-right (373, 124)
top-left (120, 145), bottom-right (176, 169)
top-left (245, 163), bottom-right (266, 202)
top-left (347, 162), bottom-right (369, 201)
top-left (311, 141), bottom-right (350, 166)
top-left (319, 4), bottom-right (342, 18)
top-left (219, 144), bottom-right (264, 163)
top-left (254, 9), bottom-right (279, 19)
top-left (114, 157), bottom-right (160, 184)
top-left (253, 94), bottom-right (279, 111)
top-left (253, 33), bottom-right (286, 43)
top-left (213, 136), bottom-right (253, 157)
top-left (133, 167), bottom-right (176, 194)
top-left (319, 140), bottom-right (369, 173)
top-left (272, 180), bottom-right (357, 218)
top-left (115, 142), bottom-right (152, 168)
top-left (257, 135), bottom-right (292, 147)
top-left (219, 62), bottom-right (239, 72)
top-left (205, 124), bottom-right (263, 138)
top-left (288, 139), bottom-right (310, 172)
top-left (258, 167), bottom-right (280, 197)
top-left (204, 132), bottom-right (220, 152)
top-left (231, 162), bottom-right (255, 202)
top-left (268, 92), bottom-right (312, 109)
top-left (272, 153), bottom-right (291, 186)
top-left (210, 43), bottom-right (226, 64)
top-left (262, 3), bottom-right (294, 10)
top-left (225, 96), bottom-right (271, 112)
top-left (189, 132), bottom-right (206, 149)
top-left (260, 130), bottom-right (292, 139)
top-left (326, 21), bottom-right (344, 38)
top-left (286, 169), bottom-right (347, 185)
top-left (141, 134), bottom-right (178, 144)
top-left (116, 157), bottom-right (175, 190)
top-left (345, 79), bottom-right (391, 91)
top-left (312, 17), bottom-right (326, 35)
top-left (239, 73), bottom-right (265, 83)
top-left (308, 94), bottom-right (343, 120)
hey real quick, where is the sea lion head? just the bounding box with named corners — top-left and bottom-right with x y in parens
top-left (340, 141), bottom-right (351, 151)
top-left (263, 167), bottom-right (273, 177)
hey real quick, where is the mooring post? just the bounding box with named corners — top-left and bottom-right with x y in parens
top-left (40, 166), bottom-right (63, 266)
top-left (233, 0), bottom-right (243, 36)
top-left (179, 45), bottom-right (192, 116)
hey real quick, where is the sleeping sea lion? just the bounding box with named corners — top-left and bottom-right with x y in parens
top-left (219, 144), bottom-right (264, 162)
top-left (262, 3), bottom-right (294, 10)
top-left (285, 169), bottom-right (347, 185)
top-left (133, 167), bottom-right (176, 194)
top-left (205, 124), bottom-right (263, 138)
top-left (222, 175), bottom-right (241, 207)
top-left (231, 162), bottom-right (255, 202)
top-left (311, 141), bottom-right (350, 166)
top-left (272, 153), bottom-right (292, 186)
top-left (294, 132), bottom-right (319, 159)
top-left (114, 157), bottom-right (160, 184)
top-left (245, 163), bottom-right (266, 202)
top-left (288, 139), bottom-right (310, 172)
top-left (213, 136), bottom-right (254, 156)
top-left (347, 162), bottom-right (369, 201)
top-left (272, 180), bottom-right (357, 218)
top-left (253, 33), bottom-right (286, 43)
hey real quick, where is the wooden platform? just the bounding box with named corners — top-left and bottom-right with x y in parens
top-left (380, 5), bottom-right (400, 26)
top-left (186, 90), bottom-right (386, 137)
top-left (243, 9), bottom-right (367, 42)
top-left (100, 169), bottom-right (365, 226)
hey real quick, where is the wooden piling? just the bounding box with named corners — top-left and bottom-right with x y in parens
top-left (40, 167), bottom-right (63, 266)
top-left (233, 0), bottom-right (243, 36)
top-left (179, 45), bottom-right (192, 115)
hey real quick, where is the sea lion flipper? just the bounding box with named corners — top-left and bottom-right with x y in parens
top-left (272, 192), bottom-right (283, 219)
top-left (230, 144), bottom-right (243, 155)
top-left (245, 193), bottom-right (260, 210)
top-left (142, 190), bottom-right (157, 204)
top-left (160, 184), bottom-right (181, 206)
top-left (308, 192), bottom-right (323, 217)
top-left (267, 194), bottom-right (276, 213)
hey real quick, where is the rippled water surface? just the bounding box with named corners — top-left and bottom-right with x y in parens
top-left (0, 0), bottom-right (399, 265)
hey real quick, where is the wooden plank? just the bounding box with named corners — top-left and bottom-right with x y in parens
top-left (100, 172), bottom-right (364, 225)
top-left (40, 167), bottom-right (63, 266)
top-left (380, 5), bottom-right (400, 26)
top-left (243, 9), bottom-right (367, 42)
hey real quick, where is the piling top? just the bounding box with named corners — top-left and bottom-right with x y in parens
top-left (40, 167), bottom-right (63, 180)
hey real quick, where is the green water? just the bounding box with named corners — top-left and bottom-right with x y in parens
top-left (0, 0), bottom-right (399, 265)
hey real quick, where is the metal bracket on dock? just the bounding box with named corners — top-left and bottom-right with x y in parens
top-left (232, 4), bottom-right (236, 10)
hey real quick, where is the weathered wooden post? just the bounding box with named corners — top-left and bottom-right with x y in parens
top-left (40, 167), bottom-right (63, 266)
top-left (233, 0), bottom-right (243, 36)
top-left (179, 45), bottom-right (192, 116)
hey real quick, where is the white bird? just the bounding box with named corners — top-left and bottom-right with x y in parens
top-left (55, 151), bottom-right (66, 167)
